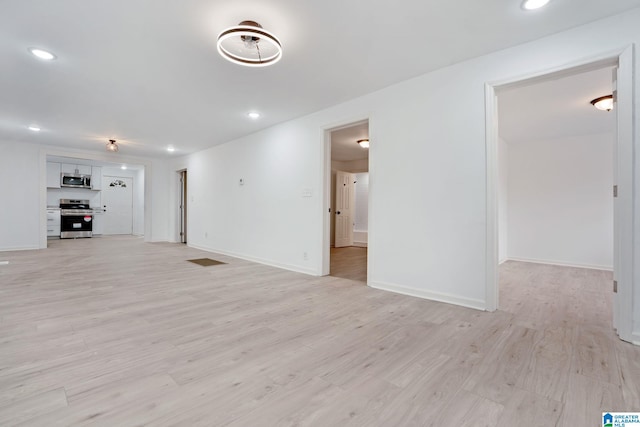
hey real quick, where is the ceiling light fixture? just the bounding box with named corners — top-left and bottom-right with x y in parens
top-left (121, 165), bottom-right (127, 170)
top-left (167, 146), bottom-right (176, 152)
top-left (590, 95), bottom-right (614, 111)
top-left (217, 20), bottom-right (282, 67)
top-left (28, 47), bottom-right (56, 60)
top-left (522, 0), bottom-right (550, 10)
top-left (357, 139), bottom-right (370, 149)
top-left (247, 112), bottom-right (261, 119)
top-left (106, 139), bottom-right (119, 152)
top-left (28, 125), bottom-right (41, 132)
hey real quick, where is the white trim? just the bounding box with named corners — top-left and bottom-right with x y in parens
top-left (0, 246), bottom-right (40, 252)
top-left (485, 45), bottom-right (635, 344)
top-left (370, 280), bottom-right (486, 311)
top-left (39, 149), bottom-right (48, 249)
top-left (485, 83), bottom-right (499, 312)
top-left (352, 242), bottom-right (368, 248)
top-left (188, 243), bottom-right (318, 276)
top-left (614, 45), bottom-right (634, 342)
top-left (505, 257), bottom-right (613, 272)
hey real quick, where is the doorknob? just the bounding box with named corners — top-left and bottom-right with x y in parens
top-left (336, 211), bottom-right (341, 215)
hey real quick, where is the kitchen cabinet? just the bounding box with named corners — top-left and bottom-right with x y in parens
top-left (91, 166), bottom-right (103, 190)
top-left (46, 162), bottom-right (61, 188)
top-left (61, 163), bottom-right (91, 175)
top-left (92, 212), bottom-right (104, 235)
top-left (46, 209), bottom-right (60, 237)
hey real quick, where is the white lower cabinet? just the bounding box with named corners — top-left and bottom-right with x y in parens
top-left (92, 213), bottom-right (104, 235)
top-left (47, 209), bottom-right (61, 237)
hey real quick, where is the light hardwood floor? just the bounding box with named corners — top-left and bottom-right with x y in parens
top-left (0, 237), bottom-right (638, 426)
top-left (330, 246), bottom-right (367, 283)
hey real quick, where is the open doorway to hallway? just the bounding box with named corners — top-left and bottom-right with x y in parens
top-left (328, 120), bottom-right (369, 283)
top-left (496, 65), bottom-right (615, 324)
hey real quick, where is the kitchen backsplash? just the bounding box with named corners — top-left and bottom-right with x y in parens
top-left (47, 189), bottom-right (101, 207)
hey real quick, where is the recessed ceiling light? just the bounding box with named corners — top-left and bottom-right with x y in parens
top-left (522, 0), bottom-right (550, 10)
top-left (28, 125), bottom-right (41, 132)
top-left (247, 112), bottom-right (261, 119)
top-left (28, 47), bottom-right (56, 60)
top-left (121, 165), bottom-right (127, 170)
top-left (167, 146), bottom-right (176, 152)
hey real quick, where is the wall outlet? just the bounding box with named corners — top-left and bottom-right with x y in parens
top-left (239, 178), bottom-right (244, 186)
top-left (303, 252), bottom-right (308, 260)
top-left (204, 232), bottom-right (208, 238)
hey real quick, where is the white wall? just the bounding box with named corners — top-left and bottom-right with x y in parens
top-left (0, 140), bottom-right (42, 250)
top-left (169, 9), bottom-right (640, 320)
top-left (498, 138), bottom-right (509, 263)
top-left (505, 133), bottom-right (613, 269)
top-left (174, 123), bottom-right (320, 274)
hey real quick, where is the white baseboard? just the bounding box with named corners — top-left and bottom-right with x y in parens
top-left (188, 243), bottom-right (319, 276)
top-left (369, 280), bottom-right (486, 311)
top-left (505, 256), bottom-right (612, 271)
top-left (0, 245), bottom-right (40, 252)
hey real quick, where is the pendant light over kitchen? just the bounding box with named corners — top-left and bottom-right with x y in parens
top-left (106, 139), bottom-right (119, 152)
top-left (217, 20), bottom-right (282, 67)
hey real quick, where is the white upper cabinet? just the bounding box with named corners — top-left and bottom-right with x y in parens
top-left (61, 163), bottom-right (91, 175)
top-left (91, 166), bottom-right (103, 190)
top-left (46, 162), bottom-right (61, 188)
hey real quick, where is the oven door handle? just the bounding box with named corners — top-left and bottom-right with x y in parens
top-left (61, 212), bottom-right (94, 216)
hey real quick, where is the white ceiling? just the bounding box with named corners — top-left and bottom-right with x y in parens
top-left (498, 66), bottom-right (615, 144)
top-left (2, 1), bottom-right (639, 158)
top-left (331, 122), bottom-right (369, 162)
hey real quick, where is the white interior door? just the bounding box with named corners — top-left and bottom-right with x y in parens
top-left (612, 66), bottom-right (620, 332)
top-left (103, 176), bottom-right (133, 235)
top-left (335, 170), bottom-right (355, 247)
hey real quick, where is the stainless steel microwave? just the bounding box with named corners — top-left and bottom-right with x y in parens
top-left (60, 173), bottom-right (92, 189)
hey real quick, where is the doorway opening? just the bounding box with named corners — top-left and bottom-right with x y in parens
top-left (325, 120), bottom-right (369, 283)
top-left (486, 47), bottom-right (634, 343)
top-left (179, 170), bottom-right (187, 244)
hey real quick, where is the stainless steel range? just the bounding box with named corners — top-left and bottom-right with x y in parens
top-left (60, 199), bottom-right (93, 239)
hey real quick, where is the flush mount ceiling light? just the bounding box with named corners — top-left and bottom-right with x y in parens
top-left (590, 95), bottom-right (614, 111)
top-left (357, 139), bottom-right (370, 149)
top-left (121, 165), bottom-right (127, 170)
top-left (106, 139), bottom-right (119, 152)
top-left (247, 111), bottom-right (261, 119)
top-left (522, 0), bottom-right (550, 10)
top-left (167, 146), bottom-right (176, 152)
top-left (28, 125), bottom-right (41, 132)
top-left (217, 20), bottom-right (282, 67)
top-left (28, 47), bottom-right (56, 60)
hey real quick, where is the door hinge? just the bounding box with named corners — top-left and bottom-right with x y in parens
top-left (613, 280), bottom-right (618, 293)
top-left (180, 232), bottom-right (184, 236)
top-left (613, 185), bottom-right (618, 198)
